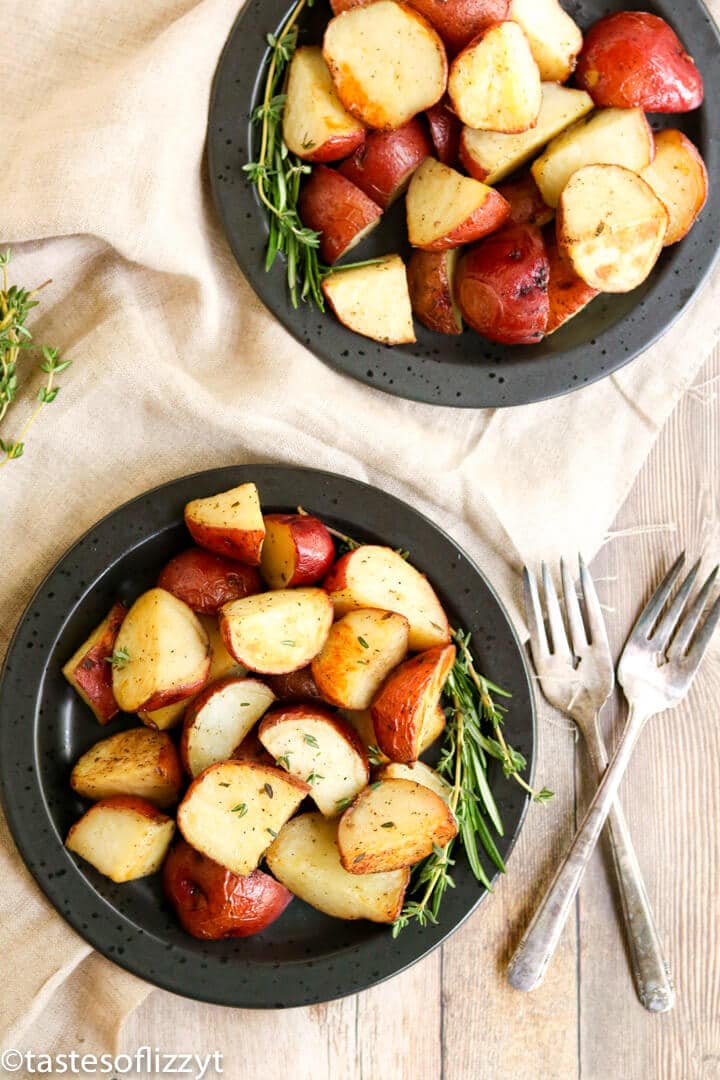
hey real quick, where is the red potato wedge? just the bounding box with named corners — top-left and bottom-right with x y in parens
top-left (231, 729), bottom-right (276, 767)
top-left (343, 701), bottom-right (445, 760)
top-left (544, 228), bottom-right (599, 335)
top-left (264, 665), bottom-right (326, 704)
top-left (448, 21), bottom-right (541, 133)
top-left (338, 777), bottom-right (457, 872)
top-left (311, 609), bottom-right (410, 710)
top-left (181, 676), bottom-right (276, 778)
top-left (266, 813), bottom-right (409, 922)
top-left (283, 46), bottom-right (365, 163)
top-left (70, 728), bottom-right (183, 809)
top-left (112, 588), bottom-right (210, 713)
top-left (177, 760), bottom-right (309, 875)
top-left (322, 256), bottom-right (416, 345)
top-left (220, 588), bottom-right (333, 675)
top-left (324, 545), bottom-right (450, 651)
top-left (259, 703), bottom-right (369, 816)
top-left (406, 158), bottom-right (510, 251)
top-left (377, 760), bottom-right (451, 802)
top-left (163, 839), bottom-right (292, 940)
top-left (406, 0), bottom-right (509, 56)
top-left (576, 12), bottom-right (703, 113)
top-left (407, 249), bottom-right (463, 335)
top-left (323, 0), bottom-right (448, 131)
top-left (425, 100), bottom-right (461, 166)
top-left (460, 82), bottom-right (593, 185)
top-left (185, 482), bottom-right (265, 566)
top-left (62, 603), bottom-right (127, 725)
top-left (509, 0), bottom-right (582, 83)
top-left (641, 129), bottom-right (708, 246)
top-left (496, 173), bottom-right (554, 228)
top-left (298, 167), bottom-right (383, 265)
top-left (65, 795), bottom-right (175, 882)
top-left (260, 514), bottom-right (335, 589)
top-left (558, 164), bottom-right (668, 293)
top-left (157, 548), bottom-right (261, 616)
top-left (371, 644), bottom-right (455, 762)
top-left (455, 223), bottom-right (549, 344)
top-left (338, 119), bottom-right (431, 210)
top-left (531, 107), bottom-right (654, 210)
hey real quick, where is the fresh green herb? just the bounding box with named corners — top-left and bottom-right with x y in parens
top-left (367, 745), bottom-right (384, 767)
top-left (275, 754), bottom-right (291, 770)
top-left (219, 782), bottom-right (231, 788)
top-left (267, 827), bottom-right (278, 838)
top-left (336, 796), bottom-right (353, 812)
top-left (395, 549), bottom-right (410, 561)
top-left (303, 732), bottom-right (319, 748)
top-left (231, 803), bottom-right (248, 817)
top-left (369, 780), bottom-right (382, 791)
top-left (240, 702), bottom-right (251, 707)
top-left (281, 640), bottom-right (296, 647)
top-left (306, 770), bottom-right (324, 785)
top-left (392, 629), bottom-right (552, 937)
top-left (381, 821), bottom-right (395, 829)
top-left (105, 648), bottom-right (130, 670)
top-left (357, 636), bottom-right (369, 649)
top-left (264, 782), bottom-right (274, 798)
top-left (0, 251), bottom-right (70, 469)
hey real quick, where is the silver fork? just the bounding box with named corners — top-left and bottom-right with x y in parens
top-left (522, 556), bottom-right (674, 1012)
top-left (508, 552), bottom-right (720, 996)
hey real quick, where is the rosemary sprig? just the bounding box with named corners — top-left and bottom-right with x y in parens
top-left (0, 250), bottom-right (70, 469)
top-left (243, 0), bottom-right (384, 310)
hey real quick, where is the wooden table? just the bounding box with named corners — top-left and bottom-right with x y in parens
top-left (123, 348), bottom-right (720, 1080)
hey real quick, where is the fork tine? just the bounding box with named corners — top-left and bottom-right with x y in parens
top-left (542, 562), bottom-right (572, 659)
top-left (651, 559), bottom-right (700, 652)
top-left (685, 587), bottom-right (720, 669)
top-left (578, 554), bottom-right (610, 652)
top-left (629, 552), bottom-right (686, 642)
top-left (668, 565), bottom-right (720, 659)
top-left (523, 566), bottom-right (549, 662)
top-left (560, 557), bottom-right (587, 654)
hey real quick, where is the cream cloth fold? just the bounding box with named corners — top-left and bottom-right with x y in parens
top-left (1, 0), bottom-right (718, 1059)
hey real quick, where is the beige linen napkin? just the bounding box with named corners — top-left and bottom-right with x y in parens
top-left (1, 0), bottom-right (718, 1059)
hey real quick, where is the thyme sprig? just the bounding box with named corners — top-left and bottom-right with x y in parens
top-left (243, 0), bottom-right (384, 309)
top-left (0, 250), bottom-right (70, 469)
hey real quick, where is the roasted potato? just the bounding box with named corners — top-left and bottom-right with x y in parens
top-left (163, 839), bottom-right (292, 939)
top-left (298, 167), bottom-right (383, 265)
top-left (177, 760), bottom-right (309, 875)
top-left (259, 703), bottom-right (369, 816)
top-left (157, 547), bottom-right (261, 616)
top-left (283, 46), bottom-right (366, 162)
top-left (641, 129), bottom-right (708, 246)
top-left (407, 249), bottom-right (463, 335)
top-left (496, 172), bottom-right (553, 228)
top-left (557, 164), bottom-right (668, 293)
top-left (509, 0), bottom-right (582, 83)
top-left (323, 0), bottom-right (447, 131)
top-left (448, 21), bottom-right (541, 133)
top-left (576, 12), bottom-right (703, 113)
top-left (425, 99), bottom-right (462, 166)
top-left (324, 545), bottom-right (451, 651)
top-left (62, 603), bottom-right (127, 724)
top-left (266, 813), bottom-right (409, 923)
top-left (185, 482), bottom-right (265, 566)
top-left (180, 676), bottom-right (276, 777)
top-left (263, 665), bottom-right (326, 704)
top-left (338, 119), bottom-right (431, 209)
top-left (455, 223), bottom-right (549, 344)
top-left (321, 256), bottom-right (416, 346)
top-left (406, 158), bottom-right (510, 250)
top-left (406, 0), bottom-right (509, 56)
top-left (371, 644), bottom-right (455, 762)
top-left (544, 228), bottom-right (599, 335)
top-left (65, 795), bottom-right (175, 883)
top-left (260, 513), bottom-right (335, 589)
top-left (377, 760), bottom-right (451, 803)
top-left (70, 727), bottom-right (183, 808)
top-left (337, 778), bottom-right (457, 873)
top-left (311, 608), bottom-right (410, 709)
top-left (219, 587), bottom-right (333, 675)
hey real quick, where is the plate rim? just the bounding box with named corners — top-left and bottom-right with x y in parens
top-left (0, 465), bottom-right (535, 1007)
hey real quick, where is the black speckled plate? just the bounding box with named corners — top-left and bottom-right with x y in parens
top-left (208, 0), bottom-right (720, 408)
top-left (0, 466), bottom-right (534, 1008)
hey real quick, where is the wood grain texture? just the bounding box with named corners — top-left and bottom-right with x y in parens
top-left (122, 347), bottom-right (720, 1079)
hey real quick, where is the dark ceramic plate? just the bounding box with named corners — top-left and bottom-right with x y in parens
top-left (208, 0), bottom-right (720, 408)
top-left (0, 466), bottom-right (534, 1008)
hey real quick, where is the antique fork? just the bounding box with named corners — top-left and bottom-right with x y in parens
top-left (509, 552), bottom-right (720, 996)
top-left (522, 556), bottom-right (674, 1012)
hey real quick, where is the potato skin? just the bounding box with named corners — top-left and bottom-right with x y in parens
top-left (63, 603), bottom-right (127, 724)
top-left (544, 227), bottom-right (598, 334)
top-left (157, 548), bottom-right (261, 616)
top-left (261, 513), bottom-right (335, 588)
top-left (415, 187), bottom-right (510, 252)
top-left (298, 166), bottom-right (382, 264)
top-left (407, 0), bottom-right (509, 55)
top-left (338, 120), bottom-right (431, 209)
top-left (425, 100), bottom-right (462, 165)
top-left (163, 839), bottom-right (292, 940)
top-left (371, 644), bottom-right (455, 762)
top-left (407, 250), bottom-right (462, 335)
top-left (259, 702), bottom-right (369, 763)
top-left (263, 665), bottom-right (327, 704)
top-left (455, 224), bottom-right (549, 345)
top-left (575, 12), bottom-right (703, 112)
top-left (496, 173), bottom-right (553, 228)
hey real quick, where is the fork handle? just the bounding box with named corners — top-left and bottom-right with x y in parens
top-left (585, 714), bottom-right (674, 1012)
top-left (507, 703), bottom-right (650, 993)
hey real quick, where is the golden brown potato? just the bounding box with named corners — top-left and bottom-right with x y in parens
top-left (219, 588), bottom-right (333, 675)
top-left (448, 21), bottom-right (541, 133)
top-left (71, 727), bottom-right (183, 808)
top-left (509, 0), bottom-right (582, 82)
top-left (66, 796), bottom-right (175, 883)
top-left (184, 482), bottom-right (265, 565)
top-left (641, 129), bottom-right (708, 246)
top-left (407, 249), bottom-right (463, 335)
top-left (321, 257), bottom-right (416, 346)
top-left (62, 603), bottom-right (127, 725)
top-left (406, 158), bottom-right (510, 251)
top-left (371, 644), bottom-right (455, 762)
top-left (283, 46), bottom-right (366, 163)
top-left (311, 608), bottom-right (410, 710)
